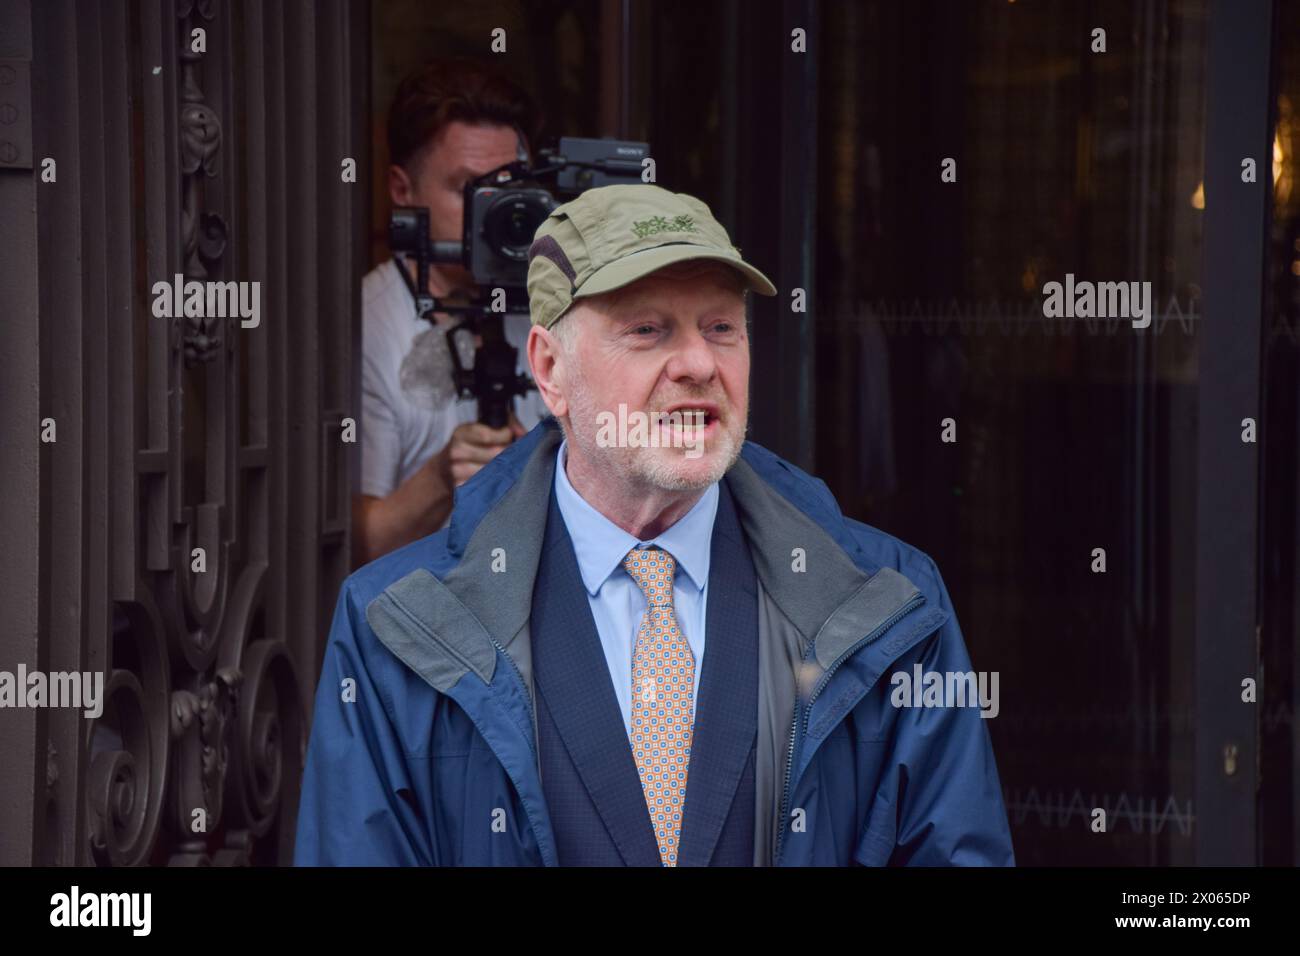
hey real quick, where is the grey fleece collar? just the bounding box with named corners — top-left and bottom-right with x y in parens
top-left (366, 426), bottom-right (923, 693)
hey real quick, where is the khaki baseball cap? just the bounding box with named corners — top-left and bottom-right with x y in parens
top-left (526, 183), bottom-right (777, 329)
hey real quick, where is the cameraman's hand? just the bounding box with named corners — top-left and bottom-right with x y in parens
top-left (507, 410), bottom-right (527, 440)
top-left (443, 412), bottom-right (526, 487)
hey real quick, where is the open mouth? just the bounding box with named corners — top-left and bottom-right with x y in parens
top-left (660, 405), bottom-right (718, 428)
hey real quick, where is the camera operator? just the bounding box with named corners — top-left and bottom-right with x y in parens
top-left (355, 58), bottom-right (548, 564)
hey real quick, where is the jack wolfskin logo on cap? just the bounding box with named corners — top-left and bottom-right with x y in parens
top-left (631, 214), bottom-right (700, 239)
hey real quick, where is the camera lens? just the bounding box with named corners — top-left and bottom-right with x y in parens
top-left (484, 192), bottom-right (554, 261)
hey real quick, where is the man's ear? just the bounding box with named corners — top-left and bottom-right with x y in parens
top-left (388, 164), bottom-right (415, 207)
top-left (526, 323), bottom-right (569, 419)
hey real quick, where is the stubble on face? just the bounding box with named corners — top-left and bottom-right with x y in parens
top-left (564, 364), bottom-right (747, 494)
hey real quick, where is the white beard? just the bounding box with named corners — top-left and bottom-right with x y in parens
top-left (563, 375), bottom-right (745, 493)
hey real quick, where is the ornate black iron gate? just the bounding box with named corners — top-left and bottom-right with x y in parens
top-left (0, 0), bottom-right (369, 866)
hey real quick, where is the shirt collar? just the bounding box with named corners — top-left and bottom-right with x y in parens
top-left (553, 438), bottom-right (718, 596)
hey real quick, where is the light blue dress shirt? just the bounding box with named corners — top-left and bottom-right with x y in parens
top-left (552, 438), bottom-right (719, 737)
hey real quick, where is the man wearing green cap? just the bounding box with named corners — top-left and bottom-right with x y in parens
top-left (296, 184), bottom-right (1014, 867)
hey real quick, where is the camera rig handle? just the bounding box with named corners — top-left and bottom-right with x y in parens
top-left (471, 146), bottom-right (645, 194)
top-left (391, 251), bottom-right (537, 429)
top-left (444, 313), bottom-right (536, 430)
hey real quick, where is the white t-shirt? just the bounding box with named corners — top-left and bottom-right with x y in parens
top-left (360, 258), bottom-right (547, 507)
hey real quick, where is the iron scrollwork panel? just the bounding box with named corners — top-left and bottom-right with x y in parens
top-left (85, 0), bottom-right (308, 868)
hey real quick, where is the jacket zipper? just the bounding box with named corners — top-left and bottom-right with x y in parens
top-left (487, 634), bottom-right (557, 866)
top-left (773, 592), bottom-right (924, 864)
top-left (488, 636), bottom-right (537, 759)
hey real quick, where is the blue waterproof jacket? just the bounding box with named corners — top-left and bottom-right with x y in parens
top-left (294, 418), bottom-right (1014, 866)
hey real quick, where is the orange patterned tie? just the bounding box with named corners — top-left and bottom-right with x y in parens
top-left (622, 546), bottom-right (694, 866)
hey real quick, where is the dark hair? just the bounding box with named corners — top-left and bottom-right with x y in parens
top-left (386, 57), bottom-right (541, 173)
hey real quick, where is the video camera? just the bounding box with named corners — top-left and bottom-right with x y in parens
top-left (388, 137), bottom-right (650, 428)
